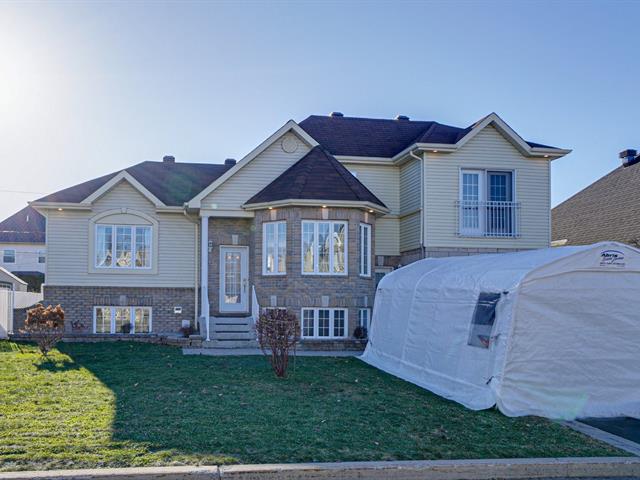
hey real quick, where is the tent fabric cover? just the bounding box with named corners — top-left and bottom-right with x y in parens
top-left (361, 242), bottom-right (640, 419)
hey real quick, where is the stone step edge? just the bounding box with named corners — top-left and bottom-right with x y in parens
top-left (1, 457), bottom-right (639, 480)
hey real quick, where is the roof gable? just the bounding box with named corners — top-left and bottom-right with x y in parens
top-left (0, 206), bottom-right (46, 244)
top-left (34, 161), bottom-right (232, 208)
top-left (245, 146), bottom-right (387, 209)
top-left (299, 113), bottom-right (567, 159)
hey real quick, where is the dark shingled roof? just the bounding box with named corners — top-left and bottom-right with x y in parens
top-left (36, 161), bottom-right (233, 206)
top-left (552, 160), bottom-right (640, 245)
top-left (298, 115), bottom-right (555, 157)
top-left (245, 146), bottom-right (387, 209)
top-left (0, 206), bottom-right (46, 243)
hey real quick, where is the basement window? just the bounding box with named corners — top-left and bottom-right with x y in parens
top-left (93, 306), bottom-right (152, 334)
top-left (467, 292), bottom-right (501, 349)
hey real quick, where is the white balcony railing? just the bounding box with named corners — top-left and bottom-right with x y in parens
top-left (456, 200), bottom-right (521, 238)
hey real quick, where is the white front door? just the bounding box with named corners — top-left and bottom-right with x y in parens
top-left (219, 246), bottom-right (249, 313)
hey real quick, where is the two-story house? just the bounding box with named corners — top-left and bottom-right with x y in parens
top-left (0, 206), bottom-right (46, 291)
top-left (30, 113), bottom-right (569, 346)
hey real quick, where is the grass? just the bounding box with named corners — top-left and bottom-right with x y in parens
top-left (0, 341), bottom-right (626, 471)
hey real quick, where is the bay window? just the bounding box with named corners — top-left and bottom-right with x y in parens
top-left (93, 306), bottom-right (152, 334)
top-left (263, 221), bottom-right (286, 275)
top-left (301, 221), bottom-right (347, 275)
top-left (95, 225), bottom-right (152, 269)
top-left (301, 308), bottom-right (348, 338)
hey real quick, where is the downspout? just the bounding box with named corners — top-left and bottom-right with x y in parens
top-left (408, 148), bottom-right (426, 259)
top-left (183, 206), bottom-right (200, 330)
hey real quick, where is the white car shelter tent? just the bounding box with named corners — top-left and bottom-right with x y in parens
top-left (362, 242), bottom-right (640, 419)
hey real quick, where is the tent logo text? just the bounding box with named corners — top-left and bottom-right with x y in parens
top-left (599, 250), bottom-right (625, 267)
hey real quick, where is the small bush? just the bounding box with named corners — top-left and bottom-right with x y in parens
top-left (180, 325), bottom-right (194, 338)
top-left (353, 325), bottom-right (368, 339)
top-left (22, 304), bottom-right (65, 357)
top-left (255, 309), bottom-right (300, 378)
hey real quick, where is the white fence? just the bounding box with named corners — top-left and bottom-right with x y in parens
top-left (0, 290), bottom-right (13, 339)
top-left (0, 290), bottom-right (43, 339)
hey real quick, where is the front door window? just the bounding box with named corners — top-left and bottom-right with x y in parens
top-left (220, 246), bottom-right (248, 312)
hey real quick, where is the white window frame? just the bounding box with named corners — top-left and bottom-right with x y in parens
top-left (459, 169), bottom-right (516, 237)
top-left (3, 249), bottom-right (16, 264)
top-left (300, 308), bottom-right (348, 339)
top-left (358, 308), bottom-right (371, 331)
top-left (92, 306), bottom-right (153, 334)
top-left (94, 224), bottom-right (152, 270)
top-left (301, 220), bottom-right (348, 276)
top-left (37, 250), bottom-right (46, 264)
top-left (262, 221), bottom-right (286, 275)
top-left (359, 223), bottom-right (371, 277)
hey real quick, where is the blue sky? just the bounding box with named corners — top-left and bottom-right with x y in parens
top-left (0, 1), bottom-right (638, 220)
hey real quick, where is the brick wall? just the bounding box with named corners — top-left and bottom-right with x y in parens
top-left (251, 207), bottom-right (376, 337)
top-left (42, 285), bottom-right (196, 334)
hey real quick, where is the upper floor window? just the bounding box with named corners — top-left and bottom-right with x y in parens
top-left (95, 225), bottom-right (152, 269)
top-left (2, 249), bottom-right (15, 263)
top-left (458, 170), bottom-right (519, 238)
top-left (359, 223), bottom-right (371, 277)
top-left (301, 221), bottom-right (347, 275)
top-left (37, 250), bottom-right (46, 264)
top-left (263, 221), bottom-right (286, 275)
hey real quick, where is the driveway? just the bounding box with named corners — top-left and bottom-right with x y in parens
top-left (580, 417), bottom-right (640, 444)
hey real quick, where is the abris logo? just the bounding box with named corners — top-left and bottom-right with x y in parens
top-left (599, 250), bottom-right (626, 267)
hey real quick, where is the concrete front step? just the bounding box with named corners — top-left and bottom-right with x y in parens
top-left (203, 339), bottom-right (259, 349)
top-left (213, 316), bottom-right (253, 325)
top-left (214, 331), bottom-right (255, 341)
top-left (213, 323), bottom-right (252, 333)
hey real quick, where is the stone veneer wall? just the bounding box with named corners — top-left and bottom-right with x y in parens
top-left (252, 207), bottom-right (376, 337)
top-left (41, 285), bottom-right (196, 334)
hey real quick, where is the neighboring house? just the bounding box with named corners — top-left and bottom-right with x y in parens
top-left (0, 206), bottom-right (46, 291)
top-left (553, 149), bottom-right (640, 246)
top-left (30, 112), bottom-right (569, 343)
top-left (0, 266), bottom-right (28, 292)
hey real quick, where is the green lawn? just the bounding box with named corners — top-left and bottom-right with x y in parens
top-left (0, 341), bottom-right (625, 471)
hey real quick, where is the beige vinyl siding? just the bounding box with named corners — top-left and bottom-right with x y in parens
top-left (341, 163), bottom-right (399, 214)
top-left (341, 163), bottom-right (400, 255)
top-left (201, 132), bottom-right (311, 210)
top-left (399, 158), bottom-right (422, 252)
top-left (424, 125), bottom-right (551, 249)
top-left (46, 180), bottom-right (197, 287)
top-left (374, 217), bottom-right (399, 256)
top-left (400, 212), bottom-right (421, 252)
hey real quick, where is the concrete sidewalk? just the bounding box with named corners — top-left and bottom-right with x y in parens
top-left (183, 348), bottom-right (361, 357)
top-left (2, 457), bottom-right (640, 480)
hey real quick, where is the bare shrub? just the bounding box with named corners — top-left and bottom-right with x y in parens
top-left (255, 309), bottom-right (300, 378)
top-left (22, 304), bottom-right (65, 357)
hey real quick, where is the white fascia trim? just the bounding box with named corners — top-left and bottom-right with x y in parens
top-left (155, 206), bottom-right (184, 213)
top-left (243, 199), bottom-right (389, 214)
top-left (82, 171), bottom-right (166, 207)
top-left (199, 209), bottom-right (255, 218)
top-left (187, 120), bottom-right (320, 208)
top-left (334, 155), bottom-right (393, 165)
top-left (29, 201), bottom-right (92, 211)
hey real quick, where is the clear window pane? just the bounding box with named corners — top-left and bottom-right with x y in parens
top-left (115, 226), bottom-right (132, 267)
top-left (358, 309), bottom-right (369, 329)
top-left (95, 307), bottom-right (111, 333)
top-left (265, 223), bottom-right (276, 273)
top-left (360, 224), bottom-right (370, 276)
top-left (302, 309), bottom-right (315, 337)
top-left (134, 307), bottom-right (150, 333)
top-left (115, 307), bottom-right (131, 333)
top-left (468, 292), bottom-right (501, 348)
top-left (38, 250), bottom-right (46, 264)
top-left (2, 249), bottom-right (15, 263)
top-left (277, 222), bottom-right (286, 273)
top-left (224, 252), bottom-right (241, 304)
top-left (135, 227), bottom-right (151, 268)
top-left (318, 309), bottom-right (330, 337)
top-left (302, 223), bottom-right (315, 273)
top-left (333, 223), bottom-right (345, 273)
top-left (318, 223), bottom-right (330, 273)
top-left (333, 310), bottom-right (345, 337)
top-left (96, 226), bottom-right (113, 267)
